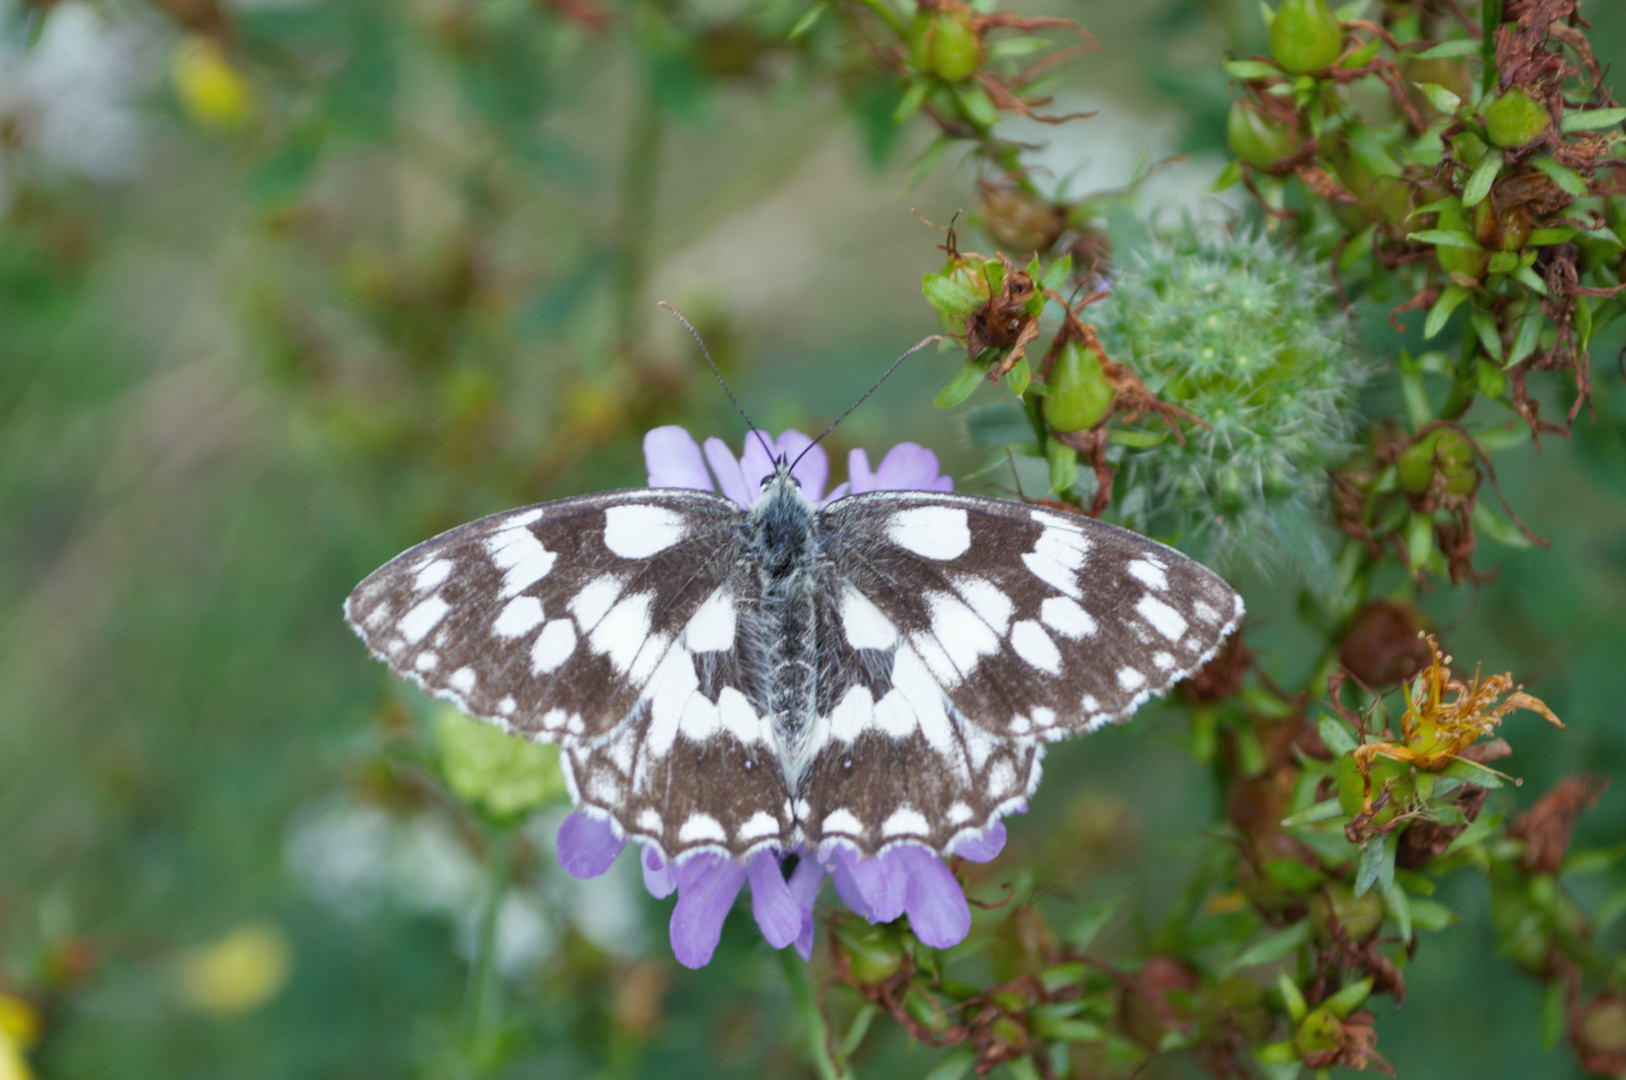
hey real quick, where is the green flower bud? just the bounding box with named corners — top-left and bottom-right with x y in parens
top-left (833, 920), bottom-right (906, 985)
top-left (1397, 427), bottom-right (1477, 496)
top-left (1294, 1008), bottom-right (1345, 1056)
top-left (435, 708), bottom-right (567, 822)
top-left (909, 9), bottom-right (982, 83)
top-left (1311, 882), bottom-right (1385, 945)
top-left (1228, 100), bottom-right (1298, 169)
top-left (1269, 0), bottom-right (1344, 75)
top-left (1434, 201), bottom-right (1489, 280)
top-left (1483, 88), bottom-right (1550, 149)
top-left (1041, 340), bottom-right (1114, 432)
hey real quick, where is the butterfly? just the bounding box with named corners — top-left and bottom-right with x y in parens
top-left (344, 446), bottom-right (1243, 866)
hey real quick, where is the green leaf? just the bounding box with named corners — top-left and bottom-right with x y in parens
top-left (935, 360), bottom-right (985, 408)
top-left (986, 35), bottom-right (1052, 60)
top-left (1263, 858), bottom-right (1328, 892)
top-left (1108, 428), bottom-right (1168, 448)
top-left (953, 81), bottom-right (1000, 128)
top-left (1213, 159), bottom-right (1245, 192)
top-left (1445, 810), bottom-right (1505, 855)
top-left (1225, 59), bottom-right (1283, 81)
top-left (1527, 227), bottom-right (1578, 245)
top-left (1005, 355), bottom-right (1031, 396)
top-left (924, 1046), bottom-right (977, 1080)
top-left (1037, 255), bottom-right (1073, 293)
top-left (1486, 251), bottom-right (1520, 275)
top-left (1462, 148), bottom-right (1503, 206)
top-left (1233, 922), bottom-right (1312, 970)
top-left (1560, 107), bottom-right (1626, 133)
top-left (892, 80), bottom-right (930, 123)
top-left (1417, 82), bottom-right (1462, 115)
top-left (1339, 223), bottom-right (1378, 272)
top-left (1473, 501), bottom-right (1533, 548)
top-left (1259, 0), bottom-right (1275, 28)
top-left (1415, 39), bottom-right (1480, 59)
top-left (1382, 878), bottom-right (1412, 942)
top-left (1069, 895), bottom-right (1123, 952)
top-left (1323, 978), bottom-right (1374, 1018)
top-left (1576, 295), bottom-right (1594, 350)
top-left (1507, 310), bottom-right (1545, 367)
top-left (1277, 971), bottom-right (1308, 1023)
top-left (787, 0), bottom-right (830, 39)
top-left (922, 272), bottom-right (983, 316)
top-left (1540, 980), bottom-right (1567, 1051)
top-left (1334, 0), bottom-right (1368, 19)
top-left (1354, 835), bottom-right (1395, 898)
top-left (1408, 228), bottom-right (1482, 249)
top-left (1317, 714), bottom-right (1359, 756)
top-left (1405, 510), bottom-right (1436, 571)
top-left (1425, 284), bottom-right (1471, 339)
top-left (1047, 437), bottom-right (1077, 493)
top-left (1347, 121), bottom-right (1403, 179)
top-left (1596, 885), bottom-right (1626, 933)
top-left (1441, 756), bottom-right (1508, 788)
top-left (1407, 898), bottom-right (1459, 931)
top-left (1282, 797), bottom-right (1346, 828)
top-left (1481, 0), bottom-right (1502, 92)
top-left (1470, 304), bottom-right (1504, 361)
top-left (1528, 155), bottom-right (1589, 197)
top-left (1513, 266), bottom-right (1548, 295)
top-left (1560, 845), bottom-right (1626, 876)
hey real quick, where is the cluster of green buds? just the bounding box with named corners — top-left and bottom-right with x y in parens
top-left (1221, 0), bottom-right (1626, 434)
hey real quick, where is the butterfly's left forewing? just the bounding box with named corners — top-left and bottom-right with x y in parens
top-left (346, 489), bottom-right (797, 860)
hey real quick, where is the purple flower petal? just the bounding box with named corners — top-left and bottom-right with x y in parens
top-left (670, 853), bottom-right (747, 969)
top-left (820, 481), bottom-right (850, 506)
top-left (644, 426), bottom-right (714, 492)
top-left (642, 846), bottom-right (676, 899)
top-left (746, 850), bottom-right (802, 950)
top-left (739, 430), bottom-right (777, 494)
top-left (825, 845), bottom-right (907, 924)
top-left (894, 846), bottom-right (971, 949)
top-left (951, 821), bottom-right (1007, 864)
top-left (846, 448), bottom-right (878, 495)
top-left (775, 430), bottom-right (827, 503)
top-left (703, 437), bottom-right (752, 508)
top-left (557, 812), bottom-right (626, 879)
top-left (873, 442), bottom-right (952, 493)
top-left (788, 856), bottom-right (827, 961)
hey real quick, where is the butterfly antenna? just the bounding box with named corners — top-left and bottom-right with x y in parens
top-left (790, 334), bottom-right (943, 472)
top-left (659, 301), bottom-right (775, 461)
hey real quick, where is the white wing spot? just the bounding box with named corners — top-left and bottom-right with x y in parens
top-left (399, 596), bottom-right (449, 644)
top-left (1118, 667), bottom-right (1148, 692)
top-left (1022, 545), bottom-right (1082, 598)
top-left (414, 651), bottom-right (438, 672)
top-left (568, 575), bottom-right (624, 630)
top-left (890, 647), bottom-right (955, 755)
top-left (1193, 599), bottom-right (1218, 622)
top-left (413, 559), bottom-right (453, 593)
top-left (840, 585), bottom-right (898, 650)
top-left (874, 689), bottom-right (916, 739)
top-left (646, 647), bottom-right (700, 757)
top-left (683, 588), bottom-right (736, 653)
top-left (988, 760), bottom-right (1017, 794)
top-left (1128, 559), bottom-right (1168, 591)
top-left (498, 696), bottom-right (517, 716)
top-left (887, 506), bottom-right (971, 560)
top-left (822, 808), bottom-right (863, 835)
top-left (486, 526), bottom-right (558, 599)
top-left (1153, 652), bottom-right (1176, 671)
top-left (1081, 694), bottom-right (1100, 713)
top-left (717, 687), bottom-right (765, 745)
top-left (946, 803), bottom-right (973, 825)
top-left (882, 806), bottom-right (930, 838)
top-left (531, 619), bottom-right (578, 674)
top-left (678, 813), bottom-right (726, 844)
top-left (590, 592), bottom-right (655, 674)
top-left (637, 808), bottom-right (662, 833)
top-left (603, 504), bottom-right (687, 559)
top-left (925, 591), bottom-right (1001, 673)
top-left (1010, 619), bottom-right (1062, 674)
top-left (1136, 594), bottom-right (1188, 642)
top-left (1040, 595), bottom-right (1096, 638)
top-left (363, 601), bottom-right (392, 630)
top-left (449, 667), bottom-right (476, 694)
top-left (738, 811), bottom-right (780, 842)
top-left (828, 685), bottom-right (875, 742)
top-left (493, 595), bottom-right (545, 639)
top-left (953, 576), bottom-right (1014, 635)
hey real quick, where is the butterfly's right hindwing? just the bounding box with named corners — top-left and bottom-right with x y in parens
top-left (343, 489), bottom-right (750, 748)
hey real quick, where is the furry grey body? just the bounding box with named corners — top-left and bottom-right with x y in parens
top-left (742, 463), bottom-right (823, 788)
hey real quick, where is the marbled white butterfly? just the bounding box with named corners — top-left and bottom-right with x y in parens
top-left (344, 437), bottom-right (1243, 867)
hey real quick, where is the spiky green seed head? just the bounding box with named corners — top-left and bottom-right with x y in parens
top-left (1096, 226), bottom-right (1364, 579)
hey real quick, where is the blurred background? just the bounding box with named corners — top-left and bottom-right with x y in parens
top-left (2, 0), bottom-right (1624, 1076)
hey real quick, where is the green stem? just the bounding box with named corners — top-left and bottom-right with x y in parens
top-left (463, 825), bottom-right (516, 1068)
top-left (776, 948), bottom-right (848, 1080)
top-left (614, 84), bottom-right (664, 359)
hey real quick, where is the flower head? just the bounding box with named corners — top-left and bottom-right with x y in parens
top-left (554, 428), bottom-right (1004, 969)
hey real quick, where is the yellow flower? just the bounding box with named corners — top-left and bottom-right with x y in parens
top-left (170, 36), bottom-right (252, 130)
top-left (177, 923), bottom-right (292, 1016)
top-left (0, 995), bottom-right (39, 1080)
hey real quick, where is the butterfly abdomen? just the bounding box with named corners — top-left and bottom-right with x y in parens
top-left (749, 470), bottom-right (822, 785)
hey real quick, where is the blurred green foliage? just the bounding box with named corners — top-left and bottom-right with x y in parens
top-left (2, 0), bottom-right (1626, 1077)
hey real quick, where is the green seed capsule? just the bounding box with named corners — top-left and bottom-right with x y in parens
top-left (908, 9), bottom-right (982, 83)
top-left (1269, 0), bottom-right (1344, 75)
top-left (1397, 427), bottom-right (1476, 496)
top-left (1227, 100), bottom-right (1297, 169)
top-left (1483, 88), bottom-right (1550, 148)
top-left (1041, 340), bottom-right (1115, 432)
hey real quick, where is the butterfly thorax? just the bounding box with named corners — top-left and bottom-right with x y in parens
top-left (745, 464), bottom-right (821, 785)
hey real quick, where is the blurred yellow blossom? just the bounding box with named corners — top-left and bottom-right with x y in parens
top-left (170, 36), bottom-right (252, 130)
top-left (178, 923), bottom-right (292, 1016)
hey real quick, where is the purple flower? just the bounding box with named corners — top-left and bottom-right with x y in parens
top-left (553, 428), bottom-right (1004, 969)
